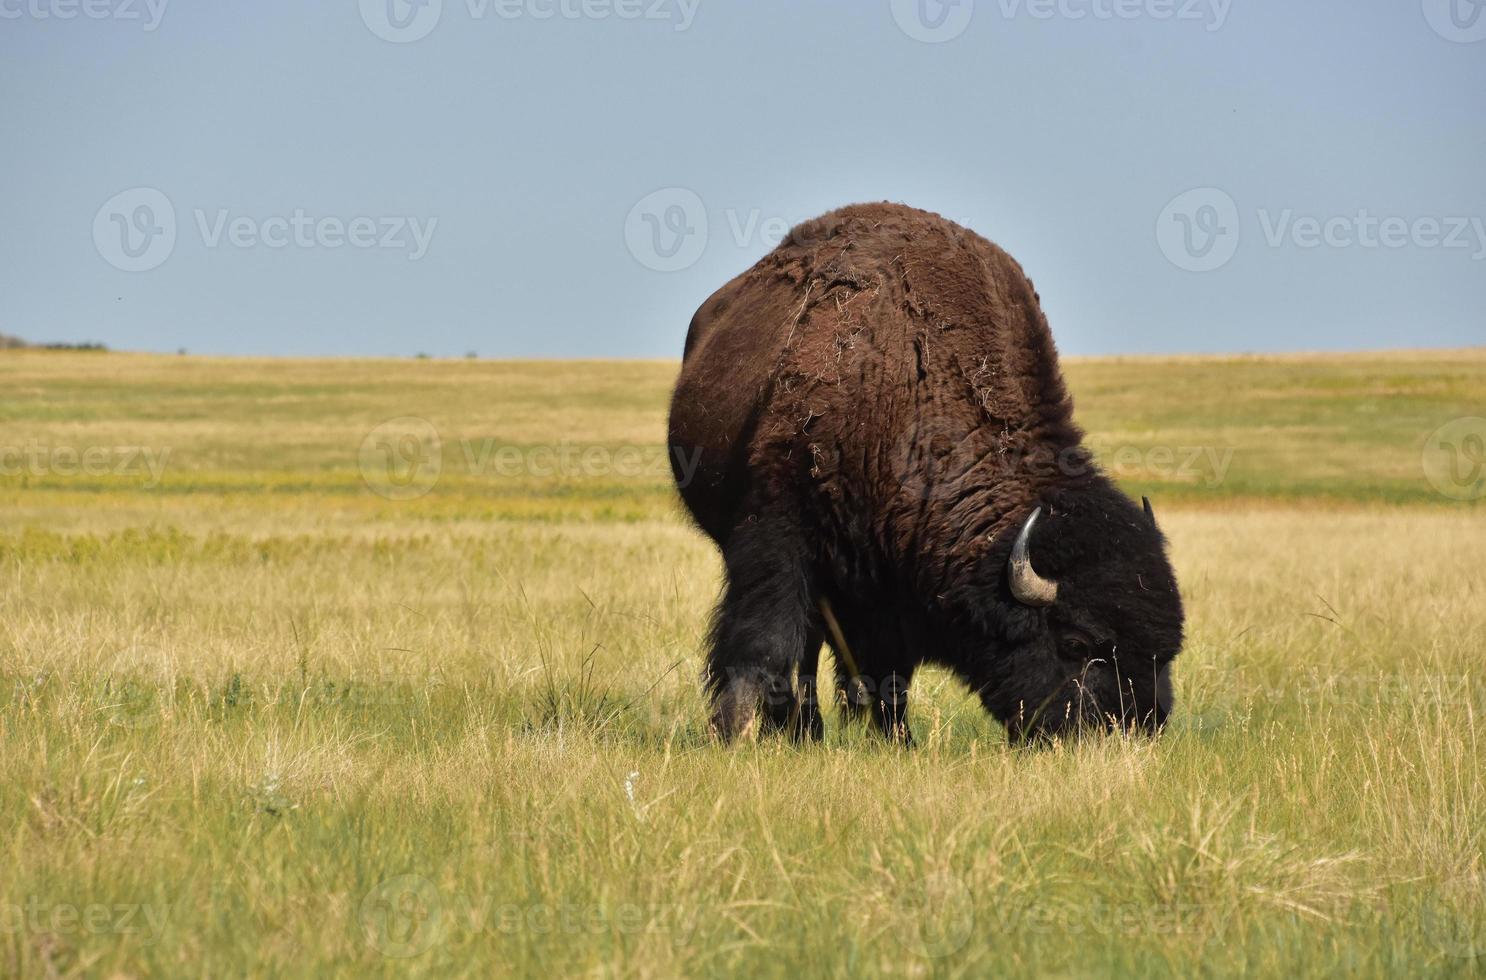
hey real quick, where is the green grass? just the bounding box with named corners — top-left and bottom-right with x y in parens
top-left (1, 349), bottom-right (1484, 977)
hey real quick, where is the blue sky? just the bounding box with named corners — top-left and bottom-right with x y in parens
top-left (2, 0), bottom-right (1483, 357)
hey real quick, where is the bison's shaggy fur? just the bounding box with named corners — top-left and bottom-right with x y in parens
top-left (669, 202), bottom-right (1184, 743)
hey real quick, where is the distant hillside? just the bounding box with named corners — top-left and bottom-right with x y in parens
top-left (0, 334), bottom-right (108, 351)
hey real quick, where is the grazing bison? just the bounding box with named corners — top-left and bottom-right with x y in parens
top-left (668, 202), bottom-right (1184, 744)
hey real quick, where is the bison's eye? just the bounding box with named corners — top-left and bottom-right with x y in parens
top-left (1059, 634), bottom-right (1093, 662)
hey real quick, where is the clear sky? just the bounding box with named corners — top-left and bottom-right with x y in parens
top-left (2, 0), bottom-right (1483, 357)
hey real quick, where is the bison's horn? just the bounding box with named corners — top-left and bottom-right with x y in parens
top-left (1142, 496), bottom-right (1156, 526)
top-left (1008, 507), bottom-right (1058, 607)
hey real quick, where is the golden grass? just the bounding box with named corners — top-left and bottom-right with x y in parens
top-left (0, 352), bottom-right (1483, 976)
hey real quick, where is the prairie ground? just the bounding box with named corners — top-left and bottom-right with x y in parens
top-left (1, 349), bottom-right (1484, 977)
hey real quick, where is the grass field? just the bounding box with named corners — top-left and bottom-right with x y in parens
top-left (2, 349), bottom-right (1484, 977)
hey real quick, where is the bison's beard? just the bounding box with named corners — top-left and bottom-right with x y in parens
top-left (986, 663), bottom-right (1172, 744)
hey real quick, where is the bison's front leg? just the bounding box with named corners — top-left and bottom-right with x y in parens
top-left (871, 669), bottom-right (915, 746)
top-left (824, 607), bottom-right (915, 746)
top-left (837, 661), bottom-right (914, 744)
top-left (763, 627), bottom-right (825, 743)
top-left (705, 513), bottom-right (818, 743)
top-left (754, 632), bottom-right (824, 743)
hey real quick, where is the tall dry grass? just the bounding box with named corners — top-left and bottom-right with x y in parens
top-left (1, 352), bottom-right (1482, 976)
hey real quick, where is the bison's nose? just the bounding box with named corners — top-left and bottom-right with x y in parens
top-left (1004, 706), bottom-right (1083, 746)
top-left (1003, 713), bottom-right (1052, 747)
top-left (1114, 693), bottom-right (1169, 736)
top-left (1130, 664), bottom-right (1173, 734)
top-left (1122, 706), bottom-right (1167, 736)
top-left (1009, 700), bottom-right (1168, 744)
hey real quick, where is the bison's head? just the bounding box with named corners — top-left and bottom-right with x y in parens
top-left (981, 482), bottom-right (1184, 742)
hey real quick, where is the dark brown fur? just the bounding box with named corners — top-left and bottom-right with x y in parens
top-left (669, 202), bottom-right (1184, 743)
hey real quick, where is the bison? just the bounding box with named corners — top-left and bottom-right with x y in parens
top-left (667, 202), bottom-right (1184, 744)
